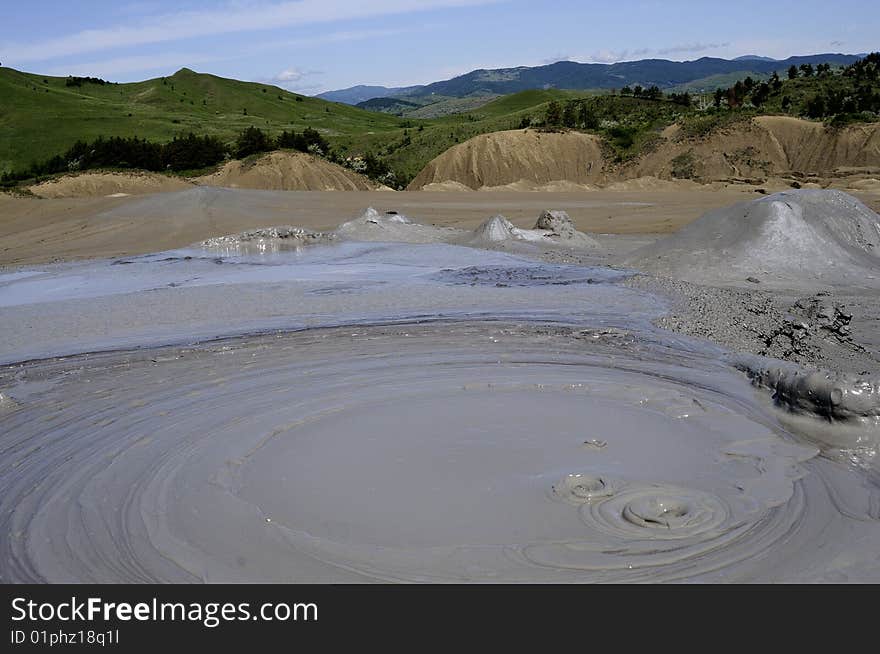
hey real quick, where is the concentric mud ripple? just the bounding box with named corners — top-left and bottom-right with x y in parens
top-left (594, 486), bottom-right (729, 537)
top-left (1, 323), bottom-right (879, 583)
top-left (552, 474), bottom-right (618, 504)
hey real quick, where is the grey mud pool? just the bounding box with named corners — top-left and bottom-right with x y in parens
top-left (1, 234), bottom-right (879, 583)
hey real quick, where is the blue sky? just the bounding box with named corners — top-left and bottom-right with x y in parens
top-left (0, 1), bottom-right (876, 94)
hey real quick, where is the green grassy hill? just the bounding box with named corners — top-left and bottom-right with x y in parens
top-left (0, 67), bottom-right (404, 174)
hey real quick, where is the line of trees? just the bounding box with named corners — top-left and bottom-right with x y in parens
top-left (843, 53), bottom-right (880, 82)
top-left (65, 76), bottom-right (111, 87)
top-left (786, 63), bottom-right (834, 80)
top-left (544, 99), bottom-right (600, 129)
top-left (619, 85), bottom-right (693, 106)
top-left (620, 85), bottom-right (664, 101)
top-left (1, 133), bottom-right (228, 183)
top-left (543, 87), bottom-right (691, 131)
top-left (236, 126), bottom-right (330, 158)
top-left (803, 84), bottom-right (880, 118)
top-left (710, 53), bottom-right (880, 118)
top-left (712, 75), bottom-right (777, 109)
top-left (1, 126), bottom-right (400, 188)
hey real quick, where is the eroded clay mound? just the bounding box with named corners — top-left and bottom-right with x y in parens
top-left (28, 172), bottom-right (193, 198)
top-left (624, 190), bottom-right (880, 290)
top-left (630, 116), bottom-right (880, 183)
top-left (534, 209), bottom-right (599, 246)
top-left (407, 129), bottom-right (607, 190)
top-left (195, 150), bottom-right (377, 191)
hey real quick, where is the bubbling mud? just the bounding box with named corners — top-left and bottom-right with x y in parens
top-left (2, 323), bottom-right (878, 583)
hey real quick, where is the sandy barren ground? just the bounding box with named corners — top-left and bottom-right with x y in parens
top-left (2, 185), bottom-right (878, 267)
top-left (0, 186), bottom-right (782, 265)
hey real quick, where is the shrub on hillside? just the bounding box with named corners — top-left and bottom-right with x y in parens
top-left (163, 134), bottom-right (228, 170)
top-left (235, 126), bottom-right (272, 158)
top-left (276, 127), bottom-right (330, 154)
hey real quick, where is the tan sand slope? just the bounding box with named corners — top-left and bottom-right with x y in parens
top-left (479, 179), bottom-right (599, 192)
top-left (28, 172), bottom-right (194, 198)
top-left (846, 178), bottom-right (880, 192)
top-left (420, 181), bottom-right (474, 192)
top-left (25, 151), bottom-right (377, 198)
top-left (195, 151), bottom-right (376, 191)
top-left (631, 116), bottom-right (880, 182)
top-left (408, 129), bottom-right (607, 191)
top-left (604, 176), bottom-right (705, 192)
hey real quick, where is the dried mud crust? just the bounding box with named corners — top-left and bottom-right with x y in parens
top-left (624, 274), bottom-right (880, 377)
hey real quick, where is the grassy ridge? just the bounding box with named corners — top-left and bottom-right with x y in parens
top-left (0, 67), bottom-right (404, 174)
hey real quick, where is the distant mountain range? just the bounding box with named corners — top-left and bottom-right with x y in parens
top-left (316, 84), bottom-right (423, 105)
top-left (318, 53), bottom-right (864, 106)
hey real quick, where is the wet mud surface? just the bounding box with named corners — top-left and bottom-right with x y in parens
top-left (2, 324), bottom-right (879, 583)
top-left (1, 195), bottom-right (879, 583)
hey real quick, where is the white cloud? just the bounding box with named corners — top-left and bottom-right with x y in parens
top-left (587, 49), bottom-right (631, 64)
top-left (268, 67), bottom-right (323, 90)
top-left (655, 42), bottom-right (729, 55)
top-left (586, 42), bottom-right (726, 63)
top-left (0, 0), bottom-right (502, 64)
top-left (274, 68), bottom-right (306, 82)
top-left (585, 48), bottom-right (650, 64)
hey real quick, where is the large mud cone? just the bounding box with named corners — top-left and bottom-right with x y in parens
top-left (624, 189), bottom-right (880, 290)
top-left (470, 215), bottom-right (521, 242)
